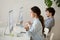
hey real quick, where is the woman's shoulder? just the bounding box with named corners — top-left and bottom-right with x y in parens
top-left (34, 19), bottom-right (41, 24)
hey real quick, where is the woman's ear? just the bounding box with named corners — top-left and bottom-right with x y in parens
top-left (34, 13), bottom-right (38, 17)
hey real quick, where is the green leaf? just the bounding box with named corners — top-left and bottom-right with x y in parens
top-left (58, 3), bottom-right (60, 7)
top-left (44, 0), bottom-right (52, 7)
top-left (54, 0), bottom-right (60, 7)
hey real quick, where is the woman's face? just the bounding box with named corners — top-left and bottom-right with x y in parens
top-left (30, 10), bottom-right (36, 18)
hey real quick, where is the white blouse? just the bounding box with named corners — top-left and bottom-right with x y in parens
top-left (27, 18), bottom-right (44, 40)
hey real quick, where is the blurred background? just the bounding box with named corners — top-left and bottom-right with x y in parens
top-left (0, 0), bottom-right (60, 40)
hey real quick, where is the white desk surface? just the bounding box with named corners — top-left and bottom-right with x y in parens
top-left (0, 26), bottom-right (30, 40)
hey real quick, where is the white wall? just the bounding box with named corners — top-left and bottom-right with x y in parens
top-left (0, 0), bottom-right (47, 26)
top-left (0, 0), bottom-right (60, 40)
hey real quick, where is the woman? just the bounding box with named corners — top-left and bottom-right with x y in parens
top-left (25, 6), bottom-right (45, 40)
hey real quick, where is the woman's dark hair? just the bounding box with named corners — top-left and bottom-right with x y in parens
top-left (46, 7), bottom-right (55, 16)
top-left (31, 6), bottom-right (45, 33)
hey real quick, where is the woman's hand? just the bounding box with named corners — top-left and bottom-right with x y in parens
top-left (24, 24), bottom-right (29, 31)
top-left (24, 21), bottom-right (32, 31)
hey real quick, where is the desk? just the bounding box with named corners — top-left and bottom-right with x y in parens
top-left (0, 36), bottom-right (30, 40)
top-left (0, 26), bottom-right (30, 40)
